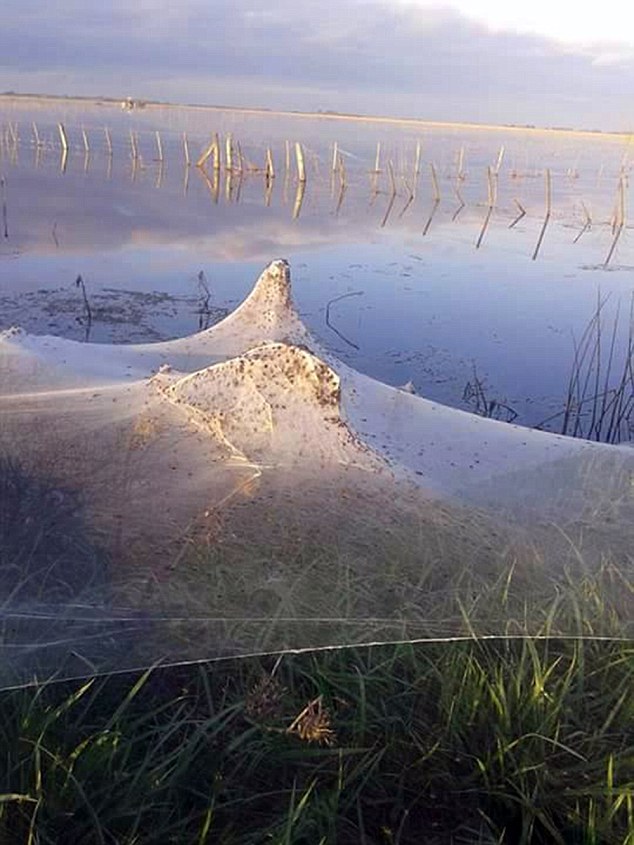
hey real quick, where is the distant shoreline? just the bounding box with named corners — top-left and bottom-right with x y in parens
top-left (1, 91), bottom-right (631, 141)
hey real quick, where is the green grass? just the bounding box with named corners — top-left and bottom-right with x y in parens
top-left (0, 638), bottom-right (632, 844)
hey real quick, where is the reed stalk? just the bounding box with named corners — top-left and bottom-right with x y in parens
top-left (573, 200), bottom-right (592, 243)
top-left (374, 141), bottom-right (381, 174)
top-left (57, 123), bottom-right (69, 153)
top-left (532, 168), bottom-right (551, 260)
top-left (295, 142), bottom-right (306, 183)
top-left (104, 127), bottom-right (113, 157)
top-left (266, 148), bottom-right (275, 181)
top-left (509, 198), bottom-right (526, 228)
top-left (476, 167), bottom-right (496, 249)
top-left (604, 176), bottom-right (626, 268)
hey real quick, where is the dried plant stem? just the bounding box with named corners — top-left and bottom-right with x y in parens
top-left (373, 142), bottom-right (381, 174)
top-left (604, 176), bottom-right (626, 268)
top-left (266, 148), bottom-right (275, 181)
top-left (75, 274), bottom-right (92, 341)
top-left (196, 140), bottom-right (214, 168)
top-left (1, 177), bottom-right (8, 239)
top-left (225, 134), bottom-right (233, 171)
top-left (476, 167), bottom-right (495, 249)
top-left (292, 179), bottom-right (306, 219)
top-left (32, 122), bottom-right (42, 148)
top-left (183, 132), bottom-right (190, 166)
top-left (532, 169), bottom-right (551, 260)
top-left (104, 127), bottom-right (113, 157)
top-left (295, 142), bottom-right (306, 183)
top-left (155, 131), bottom-right (163, 162)
top-left (457, 146), bottom-right (465, 180)
top-left (129, 130), bottom-right (140, 161)
top-left (57, 123), bottom-right (69, 153)
top-left (573, 200), bottom-right (592, 243)
top-left (509, 198), bottom-right (526, 228)
top-left (430, 163), bottom-right (440, 203)
top-left (494, 144), bottom-right (505, 175)
top-left (81, 128), bottom-right (90, 154)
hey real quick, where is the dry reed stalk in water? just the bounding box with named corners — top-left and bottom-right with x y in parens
top-left (104, 127), bottom-right (113, 156)
top-left (57, 123), bottom-right (69, 153)
top-left (430, 163), bottom-right (440, 203)
top-left (155, 131), bottom-right (163, 162)
top-left (183, 133), bottom-right (190, 166)
top-left (81, 128), bottom-right (90, 154)
top-left (509, 198), bottom-right (526, 228)
top-left (295, 142), bottom-right (306, 183)
top-left (494, 145), bottom-right (505, 175)
top-left (532, 169), bottom-right (551, 260)
top-left (604, 176), bottom-right (626, 268)
top-left (266, 148), bottom-right (275, 181)
top-left (129, 130), bottom-right (140, 161)
top-left (196, 138), bottom-right (215, 168)
top-left (31, 122), bottom-right (42, 148)
top-left (476, 167), bottom-right (495, 249)
top-left (225, 134), bottom-right (233, 171)
top-left (573, 200), bottom-right (592, 243)
top-left (374, 141), bottom-right (381, 174)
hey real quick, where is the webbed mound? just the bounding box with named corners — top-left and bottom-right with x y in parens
top-left (0, 259), bottom-right (632, 685)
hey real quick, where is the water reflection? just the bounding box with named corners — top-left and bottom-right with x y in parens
top-left (1, 100), bottom-right (634, 436)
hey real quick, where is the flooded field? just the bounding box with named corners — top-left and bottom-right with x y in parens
top-left (1, 97), bottom-right (634, 435)
top-left (1, 97), bottom-right (634, 685)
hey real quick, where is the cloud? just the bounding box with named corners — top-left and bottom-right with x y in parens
top-left (1, 0), bottom-right (633, 130)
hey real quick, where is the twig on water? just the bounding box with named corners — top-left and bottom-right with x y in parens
top-left (325, 291), bottom-right (363, 349)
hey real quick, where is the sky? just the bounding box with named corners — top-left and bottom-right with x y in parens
top-left (1, 0), bottom-right (634, 131)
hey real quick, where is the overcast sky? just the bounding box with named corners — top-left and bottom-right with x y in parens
top-left (1, 0), bottom-right (634, 130)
